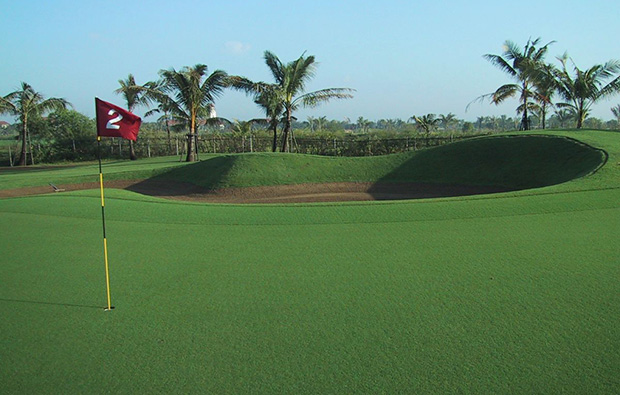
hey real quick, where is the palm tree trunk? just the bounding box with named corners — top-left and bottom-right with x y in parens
top-left (281, 109), bottom-right (292, 152)
top-left (521, 83), bottom-right (530, 131)
top-left (186, 133), bottom-right (195, 162)
top-left (18, 116), bottom-right (27, 166)
top-left (129, 140), bottom-right (137, 160)
top-left (271, 123), bottom-right (278, 152)
top-left (522, 104), bottom-right (529, 131)
top-left (186, 116), bottom-right (196, 162)
top-left (576, 101), bottom-right (584, 129)
top-left (166, 119), bottom-right (172, 155)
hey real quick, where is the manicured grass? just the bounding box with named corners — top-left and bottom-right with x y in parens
top-left (0, 130), bottom-right (619, 393)
top-left (0, 156), bottom-right (193, 190)
top-left (0, 134), bottom-right (606, 192)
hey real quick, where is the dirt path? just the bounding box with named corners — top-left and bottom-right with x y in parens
top-left (0, 179), bottom-right (512, 203)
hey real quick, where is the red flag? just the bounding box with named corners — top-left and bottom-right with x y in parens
top-left (95, 98), bottom-right (142, 141)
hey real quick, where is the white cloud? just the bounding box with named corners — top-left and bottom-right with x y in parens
top-left (224, 41), bottom-right (251, 55)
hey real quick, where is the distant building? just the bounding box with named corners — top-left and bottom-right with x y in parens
top-left (0, 121), bottom-right (10, 129)
top-left (208, 104), bottom-right (216, 119)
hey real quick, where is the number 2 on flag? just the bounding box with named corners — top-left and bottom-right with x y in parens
top-left (106, 109), bottom-right (123, 130)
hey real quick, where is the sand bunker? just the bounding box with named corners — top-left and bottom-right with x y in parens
top-left (0, 179), bottom-right (511, 203)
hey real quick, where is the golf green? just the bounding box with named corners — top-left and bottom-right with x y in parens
top-left (1, 130), bottom-right (618, 393)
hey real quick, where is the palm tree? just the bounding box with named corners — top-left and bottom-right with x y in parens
top-left (478, 38), bottom-right (554, 130)
top-left (263, 51), bottom-right (354, 152)
top-left (0, 82), bottom-right (69, 166)
top-left (554, 109), bottom-right (575, 128)
top-left (115, 74), bottom-right (149, 160)
top-left (532, 63), bottom-right (557, 129)
top-left (157, 64), bottom-right (228, 162)
top-left (611, 104), bottom-right (620, 128)
top-left (413, 114), bottom-right (439, 137)
top-left (143, 93), bottom-right (176, 155)
top-left (439, 113), bottom-right (457, 130)
top-left (316, 116), bottom-right (328, 132)
top-left (253, 83), bottom-right (284, 152)
top-left (552, 54), bottom-right (620, 128)
top-left (306, 116), bottom-right (316, 132)
top-left (356, 116), bottom-right (371, 133)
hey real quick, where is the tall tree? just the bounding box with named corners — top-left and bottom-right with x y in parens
top-left (553, 109), bottom-right (575, 128)
top-left (478, 38), bottom-right (554, 130)
top-left (552, 54), bottom-right (620, 128)
top-left (115, 74), bottom-right (149, 160)
top-left (262, 51), bottom-right (354, 152)
top-left (252, 83), bottom-right (284, 152)
top-left (532, 63), bottom-right (557, 129)
top-left (143, 81), bottom-right (177, 155)
top-left (157, 64), bottom-right (228, 162)
top-left (611, 104), bottom-right (620, 128)
top-left (356, 116), bottom-right (371, 133)
top-left (413, 114), bottom-right (439, 137)
top-left (0, 82), bottom-right (69, 166)
top-left (439, 113), bottom-right (457, 130)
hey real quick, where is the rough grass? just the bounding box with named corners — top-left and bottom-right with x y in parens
top-left (0, 130), bottom-right (618, 393)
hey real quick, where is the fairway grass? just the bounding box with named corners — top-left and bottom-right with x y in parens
top-left (1, 130), bottom-right (619, 393)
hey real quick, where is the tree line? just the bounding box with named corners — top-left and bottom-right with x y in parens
top-left (472, 37), bottom-right (620, 130)
top-left (2, 41), bottom-right (620, 166)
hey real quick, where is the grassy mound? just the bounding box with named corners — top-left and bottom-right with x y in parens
top-left (0, 134), bottom-right (605, 194)
top-left (153, 134), bottom-right (605, 191)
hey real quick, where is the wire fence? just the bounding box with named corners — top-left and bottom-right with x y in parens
top-left (0, 133), bottom-right (488, 166)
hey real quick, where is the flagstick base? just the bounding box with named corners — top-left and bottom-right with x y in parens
top-left (104, 306), bottom-right (115, 311)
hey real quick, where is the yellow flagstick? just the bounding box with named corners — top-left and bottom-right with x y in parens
top-left (97, 136), bottom-right (114, 311)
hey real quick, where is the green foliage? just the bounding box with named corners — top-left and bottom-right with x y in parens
top-left (43, 109), bottom-right (96, 161)
top-left (553, 54), bottom-right (620, 128)
top-left (612, 104), bottom-right (620, 127)
top-left (261, 51), bottom-right (354, 152)
top-left (149, 64), bottom-right (229, 162)
top-left (462, 121), bottom-right (475, 132)
top-left (0, 82), bottom-right (70, 165)
top-left (479, 38), bottom-right (554, 130)
top-left (412, 114), bottom-right (439, 136)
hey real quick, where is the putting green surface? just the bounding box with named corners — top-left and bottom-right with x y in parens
top-left (1, 130), bottom-right (619, 393)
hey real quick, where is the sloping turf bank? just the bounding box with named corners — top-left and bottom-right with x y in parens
top-left (152, 134), bottom-right (605, 191)
top-left (0, 134), bottom-right (606, 195)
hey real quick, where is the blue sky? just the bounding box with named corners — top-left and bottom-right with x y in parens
top-left (2, 0), bottom-right (620, 123)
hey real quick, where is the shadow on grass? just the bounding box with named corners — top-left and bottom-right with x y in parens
top-left (0, 298), bottom-right (103, 310)
top-left (124, 155), bottom-right (237, 197)
top-left (119, 135), bottom-right (606, 202)
top-left (366, 135), bottom-right (606, 200)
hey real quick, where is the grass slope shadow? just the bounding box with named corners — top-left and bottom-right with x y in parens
top-left (125, 155), bottom-right (238, 197)
top-left (367, 135), bottom-right (607, 199)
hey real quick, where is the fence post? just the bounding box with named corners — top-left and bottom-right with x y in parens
top-left (8, 144), bottom-right (13, 167)
top-left (147, 139), bottom-right (151, 158)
